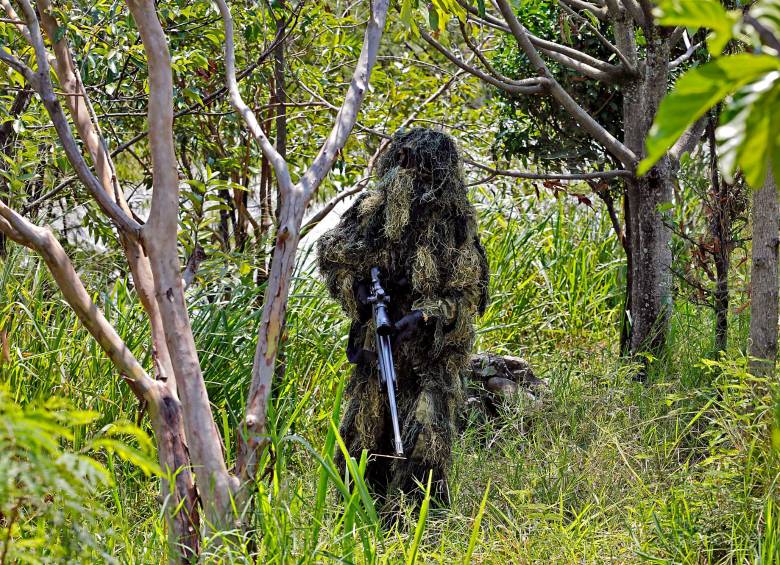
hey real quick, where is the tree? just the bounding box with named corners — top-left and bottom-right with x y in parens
top-left (641, 0), bottom-right (780, 376)
top-left (405, 0), bottom-right (707, 362)
top-left (0, 0), bottom-right (389, 559)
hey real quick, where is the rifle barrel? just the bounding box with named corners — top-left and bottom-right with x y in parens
top-left (379, 334), bottom-right (404, 456)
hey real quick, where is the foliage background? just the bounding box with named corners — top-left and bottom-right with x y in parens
top-left (2, 0), bottom-right (780, 562)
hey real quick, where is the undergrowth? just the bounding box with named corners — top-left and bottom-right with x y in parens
top-left (1, 194), bottom-right (778, 563)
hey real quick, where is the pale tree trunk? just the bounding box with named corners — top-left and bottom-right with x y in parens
top-left (35, 1), bottom-right (198, 554)
top-left (4, 0), bottom-right (199, 557)
top-left (125, 0), bottom-right (239, 531)
top-left (2, 0), bottom-right (389, 556)
top-left (749, 170), bottom-right (779, 377)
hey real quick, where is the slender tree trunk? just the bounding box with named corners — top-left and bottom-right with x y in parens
top-left (749, 170), bottom-right (779, 376)
top-left (620, 188), bottom-right (633, 355)
top-left (625, 166), bottom-right (674, 356)
top-left (621, 35), bottom-right (673, 361)
top-left (708, 119), bottom-right (730, 353)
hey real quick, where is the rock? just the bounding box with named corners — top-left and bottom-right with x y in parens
top-left (469, 353), bottom-right (545, 390)
top-left (485, 376), bottom-right (518, 396)
top-left (464, 353), bottom-right (546, 419)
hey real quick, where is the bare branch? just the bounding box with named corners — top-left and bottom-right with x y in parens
top-left (21, 177), bottom-right (76, 213)
top-left (528, 31), bottom-right (624, 77)
top-left (670, 40), bottom-right (704, 68)
top-left (13, 0), bottom-right (142, 237)
top-left (494, 0), bottom-right (637, 167)
top-left (458, 19), bottom-right (513, 82)
top-left (213, 0), bottom-right (294, 193)
top-left (535, 42), bottom-right (622, 83)
top-left (0, 45), bottom-right (34, 77)
top-left (108, 6), bottom-right (301, 160)
top-left (669, 116), bottom-right (707, 166)
top-left (298, 0), bottom-right (390, 197)
top-left (464, 157), bottom-right (632, 180)
top-left (0, 200), bottom-right (156, 398)
top-left (296, 78), bottom-right (392, 139)
top-left (745, 14), bottom-right (780, 55)
top-left (557, 0), bottom-right (637, 73)
top-left (560, 0), bottom-right (608, 20)
top-left (420, 27), bottom-right (547, 95)
top-left (302, 67), bottom-right (466, 232)
top-left (457, 0), bottom-right (512, 32)
top-left (301, 183), bottom-right (366, 235)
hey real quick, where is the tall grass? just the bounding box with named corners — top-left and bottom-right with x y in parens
top-left (2, 193), bottom-right (778, 563)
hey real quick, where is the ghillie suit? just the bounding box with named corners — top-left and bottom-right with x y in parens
top-left (317, 128), bottom-right (489, 510)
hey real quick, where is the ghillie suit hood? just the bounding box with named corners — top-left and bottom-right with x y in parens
top-left (316, 128), bottom-right (489, 507)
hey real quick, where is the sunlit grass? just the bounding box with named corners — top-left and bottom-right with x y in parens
top-left (2, 196), bottom-right (778, 563)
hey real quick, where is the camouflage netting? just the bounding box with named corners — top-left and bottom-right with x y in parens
top-left (316, 128), bottom-right (489, 511)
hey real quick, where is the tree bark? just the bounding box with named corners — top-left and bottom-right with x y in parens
top-left (621, 32), bottom-right (673, 360)
top-left (708, 119), bottom-right (730, 353)
top-left (34, 3), bottom-right (198, 554)
top-left (749, 170), bottom-right (779, 376)
top-left (125, 0), bottom-right (238, 532)
top-left (624, 166), bottom-right (674, 357)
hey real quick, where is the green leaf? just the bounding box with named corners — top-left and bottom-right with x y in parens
top-left (716, 70), bottom-right (780, 188)
top-left (400, 0), bottom-right (415, 27)
top-left (53, 25), bottom-right (67, 43)
top-left (88, 438), bottom-right (162, 477)
top-left (654, 0), bottom-right (739, 55)
top-left (406, 471), bottom-right (432, 565)
top-left (639, 54), bottom-right (780, 175)
top-left (464, 480), bottom-right (491, 564)
top-left (477, 0), bottom-right (485, 18)
top-left (428, 6), bottom-right (439, 31)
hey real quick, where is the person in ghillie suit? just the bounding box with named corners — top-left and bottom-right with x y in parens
top-left (316, 128), bottom-right (489, 510)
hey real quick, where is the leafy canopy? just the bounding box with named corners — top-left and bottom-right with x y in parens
top-left (639, 0), bottom-right (780, 189)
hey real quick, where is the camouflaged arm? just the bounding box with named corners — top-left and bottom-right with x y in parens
top-left (315, 194), bottom-right (372, 319)
top-left (411, 237), bottom-right (487, 326)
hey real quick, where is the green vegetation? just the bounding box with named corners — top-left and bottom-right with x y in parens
top-left (3, 190), bottom-right (778, 562)
top-left (3, 0), bottom-right (780, 561)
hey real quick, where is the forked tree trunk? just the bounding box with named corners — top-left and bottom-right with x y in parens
top-left (749, 170), bottom-right (779, 376)
top-left (33, 1), bottom-right (200, 553)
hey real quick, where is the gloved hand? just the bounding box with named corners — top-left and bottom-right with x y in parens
top-left (393, 310), bottom-right (425, 344)
top-left (353, 279), bottom-right (371, 321)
